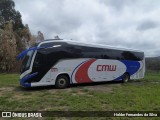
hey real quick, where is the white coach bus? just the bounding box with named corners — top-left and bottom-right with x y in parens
top-left (17, 39), bottom-right (145, 88)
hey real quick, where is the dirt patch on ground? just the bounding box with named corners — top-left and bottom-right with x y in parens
top-left (150, 81), bottom-right (160, 84)
top-left (0, 87), bottom-right (14, 92)
top-left (130, 80), bottom-right (145, 86)
top-left (46, 83), bottom-right (122, 94)
top-left (129, 80), bottom-right (160, 86)
top-left (0, 87), bottom-right (14, 96)
top-left (85, 84), bottom-right (121, 92)
top-left (86, 85), bottom-right (113, 92)
top-left (12, 94), bottom-right (31, 100)
top-left (0, 82), bottom-right (122, 96)
top-left (0, 87), bottom-right (34, 100)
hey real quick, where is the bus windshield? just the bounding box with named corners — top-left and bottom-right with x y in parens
top-left (21, 50), bottom-right (34, 73)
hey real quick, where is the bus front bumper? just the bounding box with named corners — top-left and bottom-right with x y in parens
top-left (20, 72), bottom-right (38, 87)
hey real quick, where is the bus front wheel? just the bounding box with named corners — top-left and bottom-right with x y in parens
top-left (122, 73), bottom-right (130, 83)
top-left (55, 75), bottom-right (69, 89)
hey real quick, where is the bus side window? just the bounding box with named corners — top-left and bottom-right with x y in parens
top-left (34, 52), bottom-right (46, 66)
top-left (46, 53), bottom-right (55, 65)
top-left (34, 53), bottom-right (40, 66)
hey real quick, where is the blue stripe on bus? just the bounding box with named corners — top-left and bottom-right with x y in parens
top-left (113, 60), bottom-right (140, 81)
top-left (17, 47), bottom-right (37, 60)
top-left (121, 60), bottom-right (140, 75)
top-left (113, 76), bottom-right (123, 81)
top-left (20, 72), bottom-right (38, 87)
top-left (16, 46), bottom-right (48, 61)
top-left (70, 59), bottom-right (90, 84)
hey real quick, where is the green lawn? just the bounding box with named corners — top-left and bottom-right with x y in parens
top-left (0, 72), bottom-right (160, 120)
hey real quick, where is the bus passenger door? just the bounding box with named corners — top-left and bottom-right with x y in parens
top-left (32, 51), bottom-right (52, 83)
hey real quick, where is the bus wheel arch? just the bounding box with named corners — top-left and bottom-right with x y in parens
top-left (122, 72), bottom-right (130, 83)
top-left (55, 73), bottom-right (70, 89)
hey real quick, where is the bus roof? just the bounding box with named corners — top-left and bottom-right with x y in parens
top-left (38, 39), bottom-right (143, 53)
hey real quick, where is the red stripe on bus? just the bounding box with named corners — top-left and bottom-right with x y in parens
top-left (75, 59), bottom-right (96, 83)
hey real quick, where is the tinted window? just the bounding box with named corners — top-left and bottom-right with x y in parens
top-left (37, 42), bottom-right (144, 61)
top-left (34, 50), bottom-right (57, 66)
top-left (67, 45), bottom-right (144, 61)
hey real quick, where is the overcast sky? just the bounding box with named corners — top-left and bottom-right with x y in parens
top-left (13, 0), bottom-right (160, 57)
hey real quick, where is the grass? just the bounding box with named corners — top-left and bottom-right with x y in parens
top-left (143, 71), bottom-right (160, 81)
top-left (0, 72), bottom-right (160, 120)
top-left (0, 73), bottom-right (19, 86)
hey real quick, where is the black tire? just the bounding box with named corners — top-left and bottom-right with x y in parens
top-left (55, 75), bottom-right (69, 89)
top-left (122, 73), bottom-right (130, 83)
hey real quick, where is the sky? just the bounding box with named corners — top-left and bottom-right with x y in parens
top-left (13, 0), bottom-right (160, 57)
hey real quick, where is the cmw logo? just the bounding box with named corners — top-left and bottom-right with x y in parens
top-left (96, 65), bottom-right (117, 71)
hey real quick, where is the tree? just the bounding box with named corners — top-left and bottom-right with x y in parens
top-left (36, 31), bottom-right (44, 42)
top-left (20, 24), bottom-right (32, 48)
top-left (0, 21), bottom-right (17, 72)
top-left (30, 35), bottom-right (37, 45)
top-left (0, 0), bottom-right (24, 30)
top-left (0, 0), bottom-right (45, 72)
top-left (0, 0), bottom-right (25, 53)
top-left (0, 28), bottom-right (4, 65)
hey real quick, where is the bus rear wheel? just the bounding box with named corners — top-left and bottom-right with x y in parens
top-left (55, 75), bottom-right (69, 89)
top-left (122, 73), bottom-right (130, 83)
